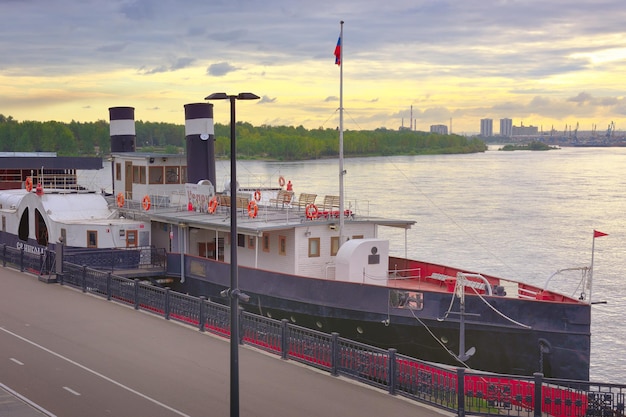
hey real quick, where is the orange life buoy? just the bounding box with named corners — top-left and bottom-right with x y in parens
top-left (247, 200), bottom-right (258, 218)
top-left (305, 203), bottom-right (319, 219)
top-left (25, 177), bottom-right (33, 192)
top-left (208, 196), bottom-right (218, 214)
top-left (254, 189), bottom-right (261, 202)
top-left (142, 195), bottom-right (151, 211)
top-left (116, 192), bottom-right (125, 208)
top-left (278, 176), bottom-right (285, 187)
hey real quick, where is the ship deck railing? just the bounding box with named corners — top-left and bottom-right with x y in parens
top-left (388, 267), bottom-right (421, 280)
top-left (518, 286), bottom-right (540, 300)
top-left (28, 173), bottom-right (86, 191)
top-left (110, 189), bottom-right (371, 221)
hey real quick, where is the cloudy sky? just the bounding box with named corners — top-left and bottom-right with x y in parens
top-left (2, 0), bottom-right (626, 134)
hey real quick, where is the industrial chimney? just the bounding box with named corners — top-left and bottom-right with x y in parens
top-left (108, 107), bottom-right (136, 152)
top-left (184, 103), bottom-right (216, 188)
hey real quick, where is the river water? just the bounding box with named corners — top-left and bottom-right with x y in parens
top-left (78, 146), bottom-right (626, 383)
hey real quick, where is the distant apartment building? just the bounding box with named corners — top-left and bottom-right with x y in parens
top-left (512, 125), bottom-right (539, 136)
top-left (430, 124), bottom-right (448, 135)
top-left (500, 118), bottom-right (513, 137)
top-left (480, 118), bottom-right (493, 137)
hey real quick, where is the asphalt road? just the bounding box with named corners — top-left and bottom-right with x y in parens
top-left (0, 266), bottom-right (452, 417)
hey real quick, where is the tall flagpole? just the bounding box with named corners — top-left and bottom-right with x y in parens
top-left (589, 229), bottom-right (608, 303)
top-left (338, 20), bottom-right (345, 247)
top-left (589, 233), bottom-right (595, 303)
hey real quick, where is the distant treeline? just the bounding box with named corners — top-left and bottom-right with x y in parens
top-left (0, 114), bottom-right (486, 160)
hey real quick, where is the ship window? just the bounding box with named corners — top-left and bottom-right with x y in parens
top-left (34, 209), bottom-right (48, 246)
top-left (279, 235), bottom-right (286, 255)
top-left (237, 234), bottom-right (245, 248)
top-left (87, 230), bottom-right (97, 248)
top-left (247, 236), bottom-right (255, 249)
top-left (1, 216), bottom-right (5, 232)
top-left (132, 166), bottom-right (146, 184)
top-left (308, 237), bottom-right (320, 257)
top-left (116, 163), bottom-right (122, 181)
top-left (181, 166), bottom-right (188, 183)
top-left (149, 166), bottom-right (164, 184)
top-left (262, 233), bottom-right (270, 252)
top-left (165, 166), bottom-right (180, 184)
top-left (139, 231), bottom-right (149, 247)
top-left (18, 207), bottom-right (29, 241)
top-left (352, 235), bottom-right (364, 239)
top-left (330, 236), bottom-right (339, 256)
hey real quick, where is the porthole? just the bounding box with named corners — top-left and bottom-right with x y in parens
top-left (266, 312), bottom-right (272, 318)
top-left (356, 326), bottom-right (364, 334)
top-left (441, 336), bottom-right (448, 344)
top-left (315, 321), bottom-right (323, 329)
top-left (290, 316), bottom-right (296, 323)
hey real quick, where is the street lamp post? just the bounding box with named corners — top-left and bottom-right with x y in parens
top-left (205, 92), bottom-right (259, 417)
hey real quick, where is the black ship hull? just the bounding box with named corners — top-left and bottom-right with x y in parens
top-left (175, 255), bottom-right (591, 381)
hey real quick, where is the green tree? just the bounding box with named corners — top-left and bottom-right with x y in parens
top-left (0, 114), bottom-right (487, 159)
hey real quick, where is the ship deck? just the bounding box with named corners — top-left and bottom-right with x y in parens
top-left (109, 192), bottom-right (415, 236)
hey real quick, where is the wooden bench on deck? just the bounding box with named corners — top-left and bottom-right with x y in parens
top-left (218, 194), bottom-right (251, 215)
top-left (269, 190), bottom-right (294, 207)
top-left (320, 195), bottom-right (340, 211)
top-left (294, 193), bottom-right (317, 209)
top-left (318, 195), bottom-right (352, 219)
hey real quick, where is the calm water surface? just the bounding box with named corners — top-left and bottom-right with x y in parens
top-left (79, 146), bottom-right (626, 383)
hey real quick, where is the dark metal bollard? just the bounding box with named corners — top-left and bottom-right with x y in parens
top-left (331, 332), bottom-right (340, 377)
top-left (82, 265), bottom-right (88, 292)
top-left (388, 348), bottom-right (397, 395)
top-left (134, 279), bottom-right (140, 310)
top-left (106, 272), bottom-right (112, 301)
top-left (534, 373), bottom-right (543, 417)
top-left (198, 296), bottom-right (206, 331)
top-left (280, 319), bottom-right (289, 360)
top-left (237, 307), bottom-right (244, 345)
top-left (164, 287), bottom-right (171, 320)
top-left (457, 368), bottom-right (465, 417)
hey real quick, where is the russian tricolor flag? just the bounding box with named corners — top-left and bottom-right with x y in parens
top-left (334, 36), bottom-right (341, 65)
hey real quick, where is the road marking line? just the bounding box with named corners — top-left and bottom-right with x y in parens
top-left (63, 386), bottom-right (81, 396)
top-left (9, 358), bottom-right (24, 365)
top-left (0, 327), bottom-right (191, 417)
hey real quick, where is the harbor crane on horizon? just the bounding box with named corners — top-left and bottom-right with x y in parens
top-left (606, 121), bottom-right (615, 138)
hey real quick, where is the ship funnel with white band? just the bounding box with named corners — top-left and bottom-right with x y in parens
top-left (184, 103), bottom-right (216, 187)
top-left (108, 106), bottom-right (136, 152)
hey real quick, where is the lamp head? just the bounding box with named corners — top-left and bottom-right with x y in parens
top-left (237, 92), bottom-right (260, 100)
top-left (205, 92), bottom-right (260, 101)
top-left (205, 92), bottom-right (228, 100)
